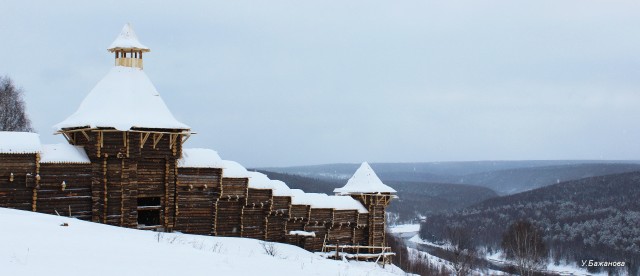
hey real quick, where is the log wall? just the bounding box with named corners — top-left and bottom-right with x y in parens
top-left (215, 200), bottom-right (243, 236)
top-left (0, 153), bottom-right (38, 211)
top-left (265, 195), bottom-right (291, 242)
top-left (175, 167), bottom-right (222, 235)
top-left (327, 209), bottom-right (358, 246)
top-left (304, 208), bottom-right (333, 252)
top-left (241, 188), bottom-right (271, 239)
top-left (69, 129), bottom-right (184, 231)
top-left (37, 163), bottom-right (92, 220)
top-left (215, 177), bottom-right (247, 236)
top-left (1, 132), bottom-right (394, 254)
top-left (285, 204), bottom-right (310, 245)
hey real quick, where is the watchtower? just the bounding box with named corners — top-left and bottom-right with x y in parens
top-left (334, 162), bottom-right (397, 251)
top-left (54, 24), bottom-right (191, 230)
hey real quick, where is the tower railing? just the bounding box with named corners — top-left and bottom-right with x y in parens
top-left (115, 57), bottom-right (143, 69)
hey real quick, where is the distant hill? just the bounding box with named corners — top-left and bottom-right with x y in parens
top-left (261, 161), bottom-right (640, 195)
top-left (420, 171), bottom-right (640, 274)
top-left (261, 160), bottom-right (640, 179)
top-left (255, 170), bottom-right (343, 194)
top-left (257, 170), bottom-right (498, 223)
top-left (386, 181), bottom-right (498, 222)
top-left (451, 163), bottom-right (640, 194)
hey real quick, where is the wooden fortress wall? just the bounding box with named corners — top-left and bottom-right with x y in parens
top-left (0, 153), bottom-right (93, 219)
top-left (266, 195), bottom-right (290, 243)
top-left (0, 153), bottom-right (40, 211)
top-left (174, 167), bottom-right (222, 235)
top-left (0, 138), bottom-right (387, 252)
top-left (61, 128), bottom-right (184, 230)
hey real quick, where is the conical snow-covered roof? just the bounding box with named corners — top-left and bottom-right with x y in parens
top-left (334, 162), bottom-right (396, 195)
top-left (54, 66), bottom-right (189, 131)
top-left (55, 24), bottom-right (187, 131)
top-left (108, 23), bottom-right (149, 52)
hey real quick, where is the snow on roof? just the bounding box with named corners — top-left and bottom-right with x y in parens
top-left (289, 190), bottom-right (367, 213)
top-left (0, 132), bottom-right (41, 154)
top-left (245, 173), bottom-right (293, 196)
top-left (220, 160), bottom-right (249, 178)
top-left (178, 148), bottom-right (223, 168)
top-left (54, 66), bottom-right (189, 131)
top-left (108, 23), bottom-right (149, 52)
top-left (327, 196), bottom-right (368, 213)
top-left (40, 143), bottom-right (90, 164)
top-left (289, 189), bottom-right (311, 205)
top-left (246, 171), bottom-right (272, 189)
top-left (288, 230), bottom-right (316, 237)
top-left (269, 180), bottom-right (293, 197)
top-left (334, 162), bottom-right (396, 195)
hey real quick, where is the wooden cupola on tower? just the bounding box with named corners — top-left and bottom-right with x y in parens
top-left (53, 24), bottom-right (191, 231)
top-left (334, 162), bottom-right (397, 251)
top-left (108, 23), bottom-right (150, 69)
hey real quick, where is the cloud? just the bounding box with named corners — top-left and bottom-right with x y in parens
top-left (2, 1), bottom-right (639, 166)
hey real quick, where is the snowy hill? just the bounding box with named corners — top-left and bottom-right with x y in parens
top-left (1, 208), bottom-right (404, 276)
top-left (421, 171), bottom-right (640, 274)
top-left (262, 161), bottom-right (640, 195)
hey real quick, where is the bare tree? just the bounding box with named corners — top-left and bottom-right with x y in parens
top-left (501, 220), bottom-right (547, 276)
top-left (259, 241), bottom-right (278, 257)
top-left (445, 225), bottom-right (476, 276)
top-left (0, 76), bottom-right (33, 132)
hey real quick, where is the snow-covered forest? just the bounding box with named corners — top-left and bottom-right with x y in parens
top-left (420, 172), bottom-right (640, 275)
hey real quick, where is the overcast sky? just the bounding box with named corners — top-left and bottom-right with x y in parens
top-left (2, 1), bottom-right (640, 167)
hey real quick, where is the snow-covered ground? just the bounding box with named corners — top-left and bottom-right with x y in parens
top-left (410, 234), bottom-right (604, 276)
top-left (408, 247), bottom-right (509, 276)
top-left (486, 251), bottom-right (607, 276)
top-left (388, 224), bottom-right (420, 234)
top-left (388, 224), bottom-right (420, 239)
top-left (2, 208), bottom-right (405, 276)
top-left (407, 234), bottom-right (449, 250)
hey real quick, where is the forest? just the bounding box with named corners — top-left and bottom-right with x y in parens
top-left (420, 171), bottom-right (640, 274)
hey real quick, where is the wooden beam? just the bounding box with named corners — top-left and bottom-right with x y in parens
top-left (61, 132), bottom-right (75, 144)
top-left (140, 132), bottom-right (150, 148)
top-left (103, 154), bottom-right (108, 224)
top-left (152, 133), bottom-right (164, 149)
top-left (32, 153), bottom-right (40, 212)
top-left (120, 159), bottom-right (125, 226)
top-left (96, 131), bottom-right (101, 158)
top-left (169, 134), bottom-right (176, 149)
top-left (56, 127), bottom-right (93, 134)
top-left (164, 159), bottom-right (170, 229)
top-left (80, 130), bottom-right (90, 141)
top-left (182, 133), bottom-right (191, 144)
top-left (128, 129), bottom-right (192, 135)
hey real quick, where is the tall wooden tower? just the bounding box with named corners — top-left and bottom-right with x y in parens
top-left (334, 162), bottom-right (397, 252)
top-left (54, 24), bottom-right (191, 231)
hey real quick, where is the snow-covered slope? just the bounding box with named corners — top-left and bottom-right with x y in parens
top-left (1, 208), bottom-right (404, 276)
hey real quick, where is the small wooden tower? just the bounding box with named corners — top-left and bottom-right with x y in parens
top-left (54, 24), bottom-right (191, 231)
top-left (108, 23), bottom-right (149, 69)
top-left (334, 162), bottom-right (397, 252)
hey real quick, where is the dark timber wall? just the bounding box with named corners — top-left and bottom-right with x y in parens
top-left (175, 167), bottom-right (222, 235)
top-left (0, 130), bottom-right (391, 254)
top-left (58, 128), bottom-right (185, 231)
top-left (215, 177), bottom-right (247, 236)
top-left (38, 163), bottom-right (92, 220)
top-left (265, 195), bottom-right (290, 242)
top-left (0, 153), bottom-right (38, 211)
top-left (242, 188), bottom-right (271, 239)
